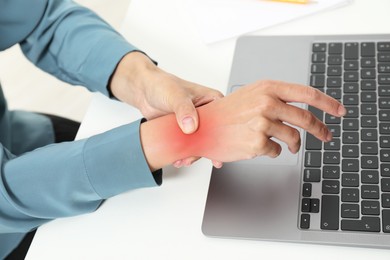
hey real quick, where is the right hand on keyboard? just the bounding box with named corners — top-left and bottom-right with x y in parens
top-left (194, 80), bottom-right (347, 161)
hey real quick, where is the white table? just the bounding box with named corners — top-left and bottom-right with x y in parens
top-left (27, 0), bottom-right (390, 259)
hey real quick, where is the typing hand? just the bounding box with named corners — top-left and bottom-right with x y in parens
top-left (194, 80), bottom-right (347, 161)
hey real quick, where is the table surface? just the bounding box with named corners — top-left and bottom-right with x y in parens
top-left (27, 0), bottom-right (390, 259)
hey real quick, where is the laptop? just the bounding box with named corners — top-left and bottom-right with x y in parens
top-left (202, 34), bottom-right (390, 249)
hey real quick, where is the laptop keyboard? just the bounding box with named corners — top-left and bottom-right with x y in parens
top-left (300, 41), bottom-right (390, 233)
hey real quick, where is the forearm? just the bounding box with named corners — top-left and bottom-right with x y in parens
top-left (0, 120), bottom-right (158, 234)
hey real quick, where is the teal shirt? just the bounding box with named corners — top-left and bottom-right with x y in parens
top-left (0, 0), bottom-right (160, 257)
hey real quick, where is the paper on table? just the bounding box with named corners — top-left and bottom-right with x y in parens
top-left (185, 0), bottom-right (352, 44)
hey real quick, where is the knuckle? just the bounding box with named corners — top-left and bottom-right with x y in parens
top-left (253, 117), bottom-right (271, 132)
top-left (258, 96), bottom-right (276, 112)
top-left (301, 110), bottom-right (317, 129)
top-left (320, 124), bottom-right (329, 138)
top-left (305, 87), bottom-right (321, 101)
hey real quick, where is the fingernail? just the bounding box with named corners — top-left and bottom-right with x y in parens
top-left (182, 116), bottom-right (195, 134)
top-left (338, 105), bottom-right (347, 116)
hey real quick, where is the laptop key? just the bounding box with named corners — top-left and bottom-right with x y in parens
top-left (312, 52), bottom-right (326, 63)
top-left (361, 42), bottom-right (375, 57)
top-left (302, 183), bottom-right (312, 197)
top-left (381, 164), bottom-right (390, 177)
top-left (378, 53), bottom-right (390, 62)
top-left (328, 55), bottom-right (342, 65)
top-left (300, 214), bottom-right (310, 229)
top-left (301, 198), bottom-right (311, 212)
top-left (361, 170), bottom-right (379, 184)
top-left (379, 74), bottom-right (390, 84)
top-left (342, 145), bottom-right (359, 157)
top-left (303, 168), bottom-right (321, 182)
top-left (341, 217), bottom-right (380, 232)
top-left (361, 104), bottom-right (377, 115)
top-left (361, 116), bottom-right (378, 128)
top-left (361, 57), bottom-right (376, 68)
top-left (345, 42), bottom-right (359, 60)
top-left (345, 106), bottom-right (359, 118)
top-left (323, 152), bottom-right (340, 164)
top-left (322, 180), bottom-right (340, 194)
top-left (361, 185), bottom-right (380, 199)
top-left (380, 123), bottom-right (390, 134)
top-left (378, 63), bottom-right (390, 73)
top-left (324, 139), bottom-right (340, 150)
top-left (383, 210), bottom-right (390, 233)
top-left (361, 129), bottom-right (378, 141)
top-left (311, 63), bottom-right (326, 74)
top-left (342, 173), bottom-right (359, 187)
top-left (342, 159), bottom-right (359, 172)
top-left (361, 80), bottom-right (377, 90)
top-left (323, 166), bottom-right (340, 179)
top-left (361, 156), bottom-right (379, 169)
top-left (379, 110), bottom-right (390, 121)
top-left (329, 42), bottom-right (342, 54)
top-left (381, 89), bottom-right (390, 102)
top-left (305, 152), bottom-right (321, 167)
top-left (305, 133), bottom-right (322, 150)
top-left (321, 195), bottom-right (339, 230)
top-left (341, 188), bottom-right (359, 202)
top-left (343, 132), bottom-right (359, 144)
top-left (310, 199), bottom-right (320, 213)
top-left (361, 142), bottom-right (378, 155)
top-left (344, 71), bottom-right (359, 82)
top-left (382, 178), bottom-right (390, 192)
top-left (378, 42), bottom-right (390, 51)
top-left (341, 203), bottom-right (359, 218)
top-left (361, 200), bottom-right (380, 215)
top-left (383, 194), bottom-right (390, 208)
top-left (344, 60), bottom-right (359, 70)
top-left (380, 150), bottom-right (390, 162)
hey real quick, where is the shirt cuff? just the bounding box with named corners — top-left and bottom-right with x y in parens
top-left (82, 119), bottom-right (161, 199)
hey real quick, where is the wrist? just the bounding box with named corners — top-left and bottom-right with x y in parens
top-left (109, 51), bottom-right (157, 104)
top-left (139, 105), bottom-right (217, 171)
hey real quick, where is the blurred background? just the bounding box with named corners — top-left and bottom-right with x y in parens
top-left (0, 0), bottom-right (130, 122)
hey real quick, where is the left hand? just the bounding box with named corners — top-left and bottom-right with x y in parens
top-left (109, 51), bottom-right (224, 168)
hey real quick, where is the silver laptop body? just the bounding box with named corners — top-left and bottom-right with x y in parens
top-left (202, 34), bottom-right (390, 249)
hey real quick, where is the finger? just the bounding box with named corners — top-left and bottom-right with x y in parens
top-left (183, 81), bottom-right (224, 106)
top-left (212, 160), bottom-right (223, 168)
top-left (173, 160), bottom-right (184, 168)
top-left (264, 120), bottom-right (302, 154)
top-left (270, 81), bottom-right (346, 117)
top-left (275, 102), bottom-right (331, 142)
top-left (172, 97), bottom-right (199, 134)
top-left (257, 138), bottom-right (282, 158)
top-left (182, 156), bottom-right (200, 166)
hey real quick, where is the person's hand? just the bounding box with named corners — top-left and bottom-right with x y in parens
top-left (193, 80), bottom-right (346, 161)
top-left (109, 51), bottom-right (223, 167)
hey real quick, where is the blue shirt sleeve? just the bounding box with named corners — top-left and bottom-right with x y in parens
top-left (0, 0), bottom-right (161, 257)
top-left (0, 120), bottom-right (161, 257)
top-left (13, 0), bottom-right (137, 95)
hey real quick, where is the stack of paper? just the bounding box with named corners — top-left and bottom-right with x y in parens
top-left (185, 0), bottom-right (352, 44)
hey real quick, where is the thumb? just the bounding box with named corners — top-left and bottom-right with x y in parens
top-left (174, 99), bottom-right (199, 134)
